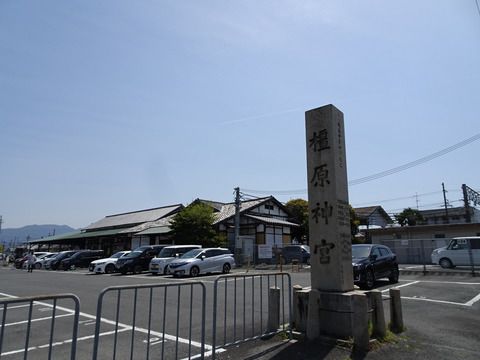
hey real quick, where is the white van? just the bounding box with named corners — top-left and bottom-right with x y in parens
top-left (149, 245), bottom-right (201, 275)
top-left (431, 237), bottom-right (480, 268)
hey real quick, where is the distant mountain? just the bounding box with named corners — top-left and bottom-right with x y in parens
top-left (0, 224), bottom-right (76, 246)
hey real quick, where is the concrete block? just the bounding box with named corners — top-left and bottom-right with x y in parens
top-left (366, 290), bottom-right (386, 338)
top-left (389, 288), bottom-right (404, 333)
top-left (292, 286), bottom-right (310, 332)
top-left (267, 287), bottom-right (280, 333)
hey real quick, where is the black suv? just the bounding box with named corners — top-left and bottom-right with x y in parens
top-left (352, 244), bottom-right (399, 290)
top-left (281, 245), bottom-right (310, 264)
top-left (47, 251), bottom-right (78, 270)
top-left (59, 250), bottom-right (104, 270)
top-left (116, 245), bottom-right (169, 275)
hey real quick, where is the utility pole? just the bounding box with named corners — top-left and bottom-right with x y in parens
top-left (462, 184), bottom-right (472, 223)
top-left (442, 183), bottom-right (449, 223)
top-left (462, 184), bottom-right (480, 223)
top-left (233, 187), bottom-right (241, 262)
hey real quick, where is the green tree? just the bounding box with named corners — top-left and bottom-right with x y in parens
top-left (395, 208), bottom-right (424, 226)
top-left (170, 203), bottom-right (222, 247)
top-left (285, 198), bottom-right (309, 244)
top-left (350, 206), bottom-right (362, 243)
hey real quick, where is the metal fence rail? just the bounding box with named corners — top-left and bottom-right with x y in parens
top-left (92, 281), bottom-right (206, 360)
top-left (211, 273), bottom-right (292, 360)
top-left (376, 238), bottom-right (478, 275)
top-left (0, 293), bottom-right (80, 360)
top-left (375, 238), bottom-right (449, 265)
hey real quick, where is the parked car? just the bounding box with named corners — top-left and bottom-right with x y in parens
top-left (44, 251), bottom-right (78, 270)
top-left (431, 237), bottom-right (480, 268)
top-left (149, 245), bottom-right (202, 275)
top-left (59, 250), bottom-right (104, 270)
top-left (89, 251), bottom-right (131, 274)
top-left (169, 248), bottom-right (235, 277)
top-left (281, 245), bottom-right (310, 264)
top-left (352, 244), bottom-right (399, 290)
top-left (15, 252), bottom-right (49, 269)
top-left (116, 245), bottom-right (169, 274)
top-left (22, 252), bottom-right (56, 269)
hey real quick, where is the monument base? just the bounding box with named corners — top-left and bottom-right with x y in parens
top-left (306, 288), bottom-right (368, 342)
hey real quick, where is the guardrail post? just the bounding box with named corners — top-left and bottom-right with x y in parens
top-left (267, 287), bottom-right (280, 333)
top-left (292, 285), bottom-right (309, 332)
top-left (352, 293), bottom-right (369, 351)
top-left (389, 288), bottom-right (404, 333)
top-left (366, 290), bottom-right (386, 338)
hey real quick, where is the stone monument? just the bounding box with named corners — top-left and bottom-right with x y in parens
top-left (305, 104), bottom-right (368, 342)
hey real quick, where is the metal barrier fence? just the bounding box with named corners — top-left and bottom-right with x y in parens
top-left (0, 293), bottom-right (80, 360)
top-left (211, 273), bottom-right (292, 360)
top-left (375, 238), bottom-right (478, 275)
top-left (92, 282), bottom-right (206, 360)
top-left (374, 238), bottom-right (449, 265)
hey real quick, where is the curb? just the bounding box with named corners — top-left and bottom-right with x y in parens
top-left (399, 269), bottom-right (478, 276)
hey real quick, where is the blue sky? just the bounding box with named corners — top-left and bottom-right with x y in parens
top-left (1, 1), bottom-right (479, 229)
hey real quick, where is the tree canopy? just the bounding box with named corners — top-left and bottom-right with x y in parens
top-left (285, 198), bottom-right (309, 244)
top-left (170, 203), bottom-right (223, 247)
top-left (395, 207), bottom-right (424, 226)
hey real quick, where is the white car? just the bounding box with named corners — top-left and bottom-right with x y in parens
top-left (168, 248), bottom-right (235, 277)
top-left (431, 237), bottom-right (480, 268)
top-left (149, 245), bottom-right (201, 275)
top-left (22, 252), bottom-right (55, 269)
top-left (88, 251), bottom-right (131, 274)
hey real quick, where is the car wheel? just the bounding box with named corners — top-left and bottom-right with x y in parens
top-left (163, 266), bottom-right (169, 275)
top-left (222, 263), bottom-right (231, 274)
top-left (362, 269), bottom-right (375, 290)
top-left (439, 258), bottom-right (453, 269)
top-left (105, 264), bottom-right (115, 274)
top-left (190, 266), bottom-right (200, 277)
top-left (389, 266), bottom-right (399, 284)
top-left (35, 263), bottom-right (41, 269)
top-left (133, 265), bottom-right (142, 274)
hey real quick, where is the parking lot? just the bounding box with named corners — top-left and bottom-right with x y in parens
top-left (1, 265), bottom-right (479, 359)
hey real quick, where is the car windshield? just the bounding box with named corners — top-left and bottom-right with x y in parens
top-left (133, 246), bottom-right (150, 252)
top-left (352, 246), bottom-right (372, 259)
top-left (56, 252), bottom-right (74, 260)
top-left (125, 251), bottom-right (142, 258)
top-left (158, 248), bottom-right (176, 257)
top-left (110, 251), bottom-right (127, 259)
top-left (180, 249), bottom-right (203, 259)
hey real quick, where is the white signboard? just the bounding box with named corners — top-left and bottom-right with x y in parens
top-left (258, 245), bottom-right (273, 259)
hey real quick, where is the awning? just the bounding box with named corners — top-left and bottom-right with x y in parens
top-left (28, 231), bottom-right (83, 244)
top-left (28, 228), bottom-right (133, 244)
top-left (244, 214), bottom-right (300, 227)
top-left (134, 226), bottom-right (171, 235)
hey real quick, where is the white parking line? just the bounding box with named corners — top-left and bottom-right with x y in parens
top-left (0, 291), bottom-right (213, 353)
top-left (464, 293), bottom-right (480, 306)
top-left (380, 281), bottom-right (480, 307)
top-left (1, 328), bottom-right (131, 356)
top-left (381, 281), bottom-right (420, 293)
top-left (0, 314), bottom-right (73, 328)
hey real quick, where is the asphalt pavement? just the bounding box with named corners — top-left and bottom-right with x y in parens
top-left (1, 265), bottom-right (479, 360)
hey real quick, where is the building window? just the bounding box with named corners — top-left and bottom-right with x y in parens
top-left (265, 204), bottom-right (274, 210)
top-left (434, 234), bottom-right (445, 239)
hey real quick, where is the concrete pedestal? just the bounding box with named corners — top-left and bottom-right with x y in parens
top-left (306, 289), bottom-right (368, 341)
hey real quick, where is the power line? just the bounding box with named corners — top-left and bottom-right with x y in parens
top-left (244, 132), bottom-right (480, 194)
top-left (349, 132), bottom-right (480, 185)
top-left (476, 0), bottom-right (480, 18)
